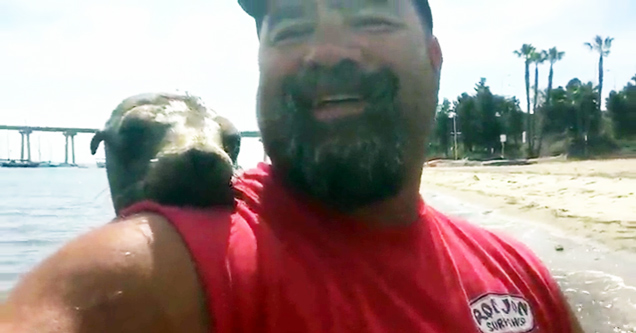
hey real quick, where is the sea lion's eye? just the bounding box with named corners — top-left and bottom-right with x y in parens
top-left (117, 118), bottom-right (155, 155)
top-left (119, 119), bottom-right (150, 139)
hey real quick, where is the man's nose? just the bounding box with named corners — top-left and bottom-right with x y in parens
top-left (302, 21), bottom-right (364, 68)
top-left (303, 42), bottom-right (363, 68)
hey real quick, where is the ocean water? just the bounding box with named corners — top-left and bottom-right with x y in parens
top-left (0, 167), bottom-right (114, 293)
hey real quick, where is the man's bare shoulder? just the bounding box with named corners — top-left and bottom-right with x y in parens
top-left (3, 213), bottom-right (208, 333)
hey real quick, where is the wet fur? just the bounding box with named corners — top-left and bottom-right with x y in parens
top-left (90, 92), bottom-right (241, 214)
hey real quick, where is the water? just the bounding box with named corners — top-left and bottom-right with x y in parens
top-left (0, 167), bottom-right (114, 294)
top-left (1, 167), bottom-right (635, 332)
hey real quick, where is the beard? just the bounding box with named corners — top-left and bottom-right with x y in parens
top-left (259, 60), bottom-right (410, 212)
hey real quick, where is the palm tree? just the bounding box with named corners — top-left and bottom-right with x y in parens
top-left (584, 36), bottom-right (613, 112)
top-left (514, 44), bottom-right (536, 154)
top-left (530, 49), bottom-right (547, 155)
top-left (531, 50), bottom-right (548, 114)
top-left (525, 49), bottom-right (547, 155)
top-left (545, 47), bottom-right (565, 107)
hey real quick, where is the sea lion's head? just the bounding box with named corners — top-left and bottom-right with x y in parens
top-left (90, 92), bottom-right (241, 214)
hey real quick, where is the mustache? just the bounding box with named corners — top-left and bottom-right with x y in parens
top-left (281, 59), bottom-right (401, 112)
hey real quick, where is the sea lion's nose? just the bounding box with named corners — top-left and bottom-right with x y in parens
top-left (184, 147), bottom-right (231, 172)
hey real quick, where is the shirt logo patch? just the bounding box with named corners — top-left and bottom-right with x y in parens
top-left (469, 293), bottom-right (535, 333)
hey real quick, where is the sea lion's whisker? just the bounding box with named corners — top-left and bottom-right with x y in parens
top-left (92, 187), bottom-right (110, 202)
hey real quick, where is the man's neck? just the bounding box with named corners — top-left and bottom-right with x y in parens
top-left (270, 163), bottom-right (424, 228)
top-left (348, 170), bottom-right (424, 228)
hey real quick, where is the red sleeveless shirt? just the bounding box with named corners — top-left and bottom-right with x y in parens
top-left (121, 163), bottom-right (574, 333)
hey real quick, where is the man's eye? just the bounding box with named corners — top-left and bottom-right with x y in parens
top-left (351, 17), bottom-right (398, 33)
top-left (272, 26), bottom-right (313, 44)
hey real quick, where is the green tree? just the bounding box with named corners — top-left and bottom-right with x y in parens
top-left (584, 36), bottom-right (614, 112)
top-left (566, 79), bottom-right (601, 140)
top-left (454, 93), bottom-right (479, 153)
top-left (543, 86), bottom-right (574, 134)
top-left (607, 90), bottom-right (627, 138)
top-left (450, 79), bottom-right (522, 158)
top-left (473, 78), bottom-right (502, 151)
top-left (498, 96), bottom-right (525, 147)
top-left (514, 44), bottom-right (536, 154)
top-left (606, 75), bottom-right (636, 138)
top-left (432, 99), bottom-right (452, 156)
top-left (566, 79), bottom-right (585, 138)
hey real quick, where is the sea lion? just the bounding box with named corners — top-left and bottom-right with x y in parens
top-left (90, 92), bottom-right (241, 214)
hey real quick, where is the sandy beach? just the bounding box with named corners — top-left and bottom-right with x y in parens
top-left (421, 158), bottom-right (636, 252)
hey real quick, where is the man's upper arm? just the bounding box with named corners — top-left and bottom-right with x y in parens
top-left (1, 213), bottom-right (208, 333)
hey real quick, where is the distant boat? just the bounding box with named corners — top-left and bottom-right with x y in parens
top-left (1, 160), bottom-right (41, 168)
top-left (96, 159), bottom-right (106, 168)
top-left (39, 161), bottom-right (61, 168)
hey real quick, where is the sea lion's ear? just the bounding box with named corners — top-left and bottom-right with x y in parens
top-left (90, 131), bottom-right (106, 155)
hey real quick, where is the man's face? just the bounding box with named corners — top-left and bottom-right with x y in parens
top-left (256, 0), bottom-right (442, 211)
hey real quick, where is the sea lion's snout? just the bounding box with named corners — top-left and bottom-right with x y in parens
top-left (144, 146), bottom-right (235, 208)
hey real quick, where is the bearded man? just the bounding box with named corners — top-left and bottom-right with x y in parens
top-left (2, 0), bottom-right (584, 332)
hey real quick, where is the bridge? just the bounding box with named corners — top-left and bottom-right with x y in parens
top-left (0, 125), bottom-right (261, 164)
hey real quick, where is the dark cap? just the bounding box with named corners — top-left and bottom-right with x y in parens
top-left (238, 0), bottom-right (266, 32)
top-left (238, 0), bottom-right (433, 34)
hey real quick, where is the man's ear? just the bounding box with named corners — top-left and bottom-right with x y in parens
top-left (427, 35), bottom-right (443, 75)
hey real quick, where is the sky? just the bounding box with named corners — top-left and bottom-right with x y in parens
top-left (1, 0), bottom-right (635, 164)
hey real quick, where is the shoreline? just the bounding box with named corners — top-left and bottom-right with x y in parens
top-left (420, 158), bottom-right (636, 253)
